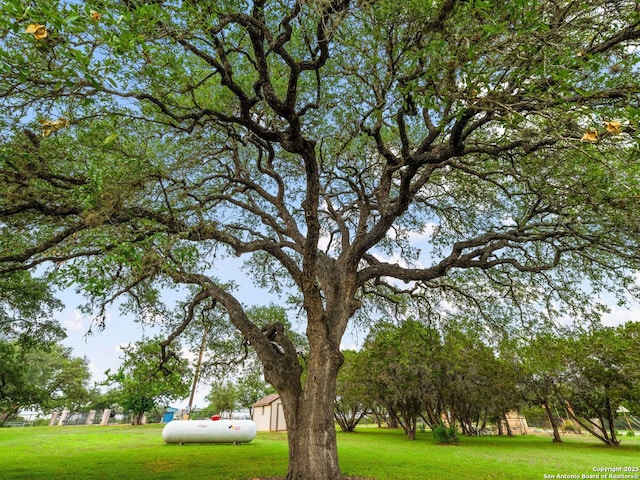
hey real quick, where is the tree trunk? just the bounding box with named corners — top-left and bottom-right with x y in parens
top-left (605, 398), bottom-right (620, 447)
top-left (279, 344), bottom-right (344, 480)
top-left (422, 404), bottom-right (439, 429)
top-left (334, 402), bottom-right (366, 432)
top-left (0, 411), bottom-right (11, 425)
top-left (386, 406), bottom-right (400, 429)
top-left (543, 400), bottom-right (563, 443)
top-left (397, 412), bottom-right (417, 440)
top-left (480, 413), bottom-right (487, 432)
top-left (564, 401), bottom-right (620, 446)
top-left (131, 411), bottom-right (145, 425)
top-left (0, 405), bottom-right (20, 425)
top-left (286, 405), bottom-right (342, 480)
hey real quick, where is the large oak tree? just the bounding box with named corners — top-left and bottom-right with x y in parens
top-left (1, 1), bottom-right (640, 478)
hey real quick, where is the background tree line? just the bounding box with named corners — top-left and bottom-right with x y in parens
top-left (335, 319), bottom-right (640, 446)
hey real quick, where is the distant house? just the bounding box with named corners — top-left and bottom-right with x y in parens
top-left (252, 393), bottom-right (286, 432)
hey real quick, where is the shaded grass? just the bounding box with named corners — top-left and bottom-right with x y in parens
top-left (0, 424), bottom-right (638, 479)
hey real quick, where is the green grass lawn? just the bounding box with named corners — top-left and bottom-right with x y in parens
top-left (0, 424), bottom-right (639, 480)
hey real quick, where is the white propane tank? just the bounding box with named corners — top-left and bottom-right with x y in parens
top-left (162, 419), bottom-right (257, 444)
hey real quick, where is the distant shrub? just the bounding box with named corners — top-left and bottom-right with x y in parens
top-left (432, 423), bottom-right (459, 444)
top-left (561, 420), bottom-right (581, 434)
top-left (625, 430), bottom-right (635, 438)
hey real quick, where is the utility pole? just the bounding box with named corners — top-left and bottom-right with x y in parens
top-left (188, 323), bottom-right (210, 414)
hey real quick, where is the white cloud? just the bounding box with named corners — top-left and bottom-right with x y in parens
top-left (88, 362), bottom-right (108, 383)
top-left (62, 310), bottom-right (87, 332)
top-left (340, 342), bottom-right (360, 351)
top-left (602, 304), bottom-right (639, 327)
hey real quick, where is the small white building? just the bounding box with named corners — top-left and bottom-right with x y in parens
top-left (252, 393), bottom-right (287, 432)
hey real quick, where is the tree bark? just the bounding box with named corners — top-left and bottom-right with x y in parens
top-left (131, 411), bottom-right (145, 426)
top-left (396, 409), bottom-right (417, 440)
top-left (0, 410), bottom-right (12, 425)
top-left (279, 344), bottom-right (344, 480)
top-left (286, 405), bottom-right (342, 480)
top-left (543, 400), bottom-right (563, 443)
top-left (564, 401), bottom-right (620, 447)
top-left (386, 405), bottom-right (401, 429)
top-left (605, 398), bottom-right (620, 447)
top-left (0, 405), bottom-right (19, 425)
